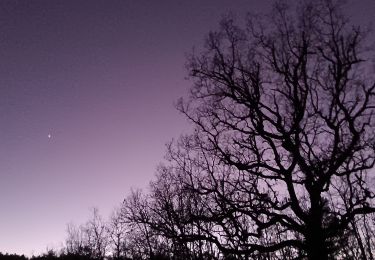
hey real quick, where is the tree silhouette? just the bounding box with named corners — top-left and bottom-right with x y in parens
top-left (57, 1), bottom-right (375, 259)
top-left (64, 209), bottom-right (108, 260)
top-left (107, 207), bottom-right (129, 260)
top-left (156, 0), bottom-right (375, 259)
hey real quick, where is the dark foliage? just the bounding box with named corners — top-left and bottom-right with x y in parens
top-left (0, 253), bottom-right (27, 260)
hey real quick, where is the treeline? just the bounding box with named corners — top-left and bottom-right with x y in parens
top-left (0, 253), bottom-right (27, 260)
top-left (0, 252), bottom-right (90, 260)
top-left (56, 190), bottom-right (375, 260)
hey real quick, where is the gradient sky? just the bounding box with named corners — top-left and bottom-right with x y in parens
top-left (0, 0), bottom-right (374, 256)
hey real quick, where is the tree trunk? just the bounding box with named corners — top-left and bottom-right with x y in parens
top-left (305, 193), bottom-right (330, 260)
top-left (305, 220), bottom-right (329, 260)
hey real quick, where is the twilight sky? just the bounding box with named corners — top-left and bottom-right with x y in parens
top-left (0, 0), bottom-right (374, 256)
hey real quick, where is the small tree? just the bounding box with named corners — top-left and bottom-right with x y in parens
top-left (122, 190), bottom-right (168, 259)
top-left (65, 209), bottom-right (109, 259)
top-left (107, 207), bottom-right (129, 260)
top-left (84, 208), bottom-right (109, 260)
top-left (65, 223), bottom-right (89, 257)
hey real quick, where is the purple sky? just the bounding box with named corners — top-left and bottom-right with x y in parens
top-left (0, 0), bottom-right (374, 256)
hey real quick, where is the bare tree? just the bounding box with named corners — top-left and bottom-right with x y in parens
top-left (122, 190), bottom-right (170, 260)
top-left (84, 208), bottom-right (109, 260)
top-left (107, 206), bottom-right (129, 260)
top-left (338, 213), bottom-right (375, 259)
top-left (158, 0), bottom-right (375, 259)
top-left (65, 222), bottom-right (87, 256)
top-left (149, 165), bottom-right (221, 259)
top-left (64, 1), bottom-right (375, 259)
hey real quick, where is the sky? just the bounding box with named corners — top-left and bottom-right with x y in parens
top-left (0, 0), bottom-right (374, 256)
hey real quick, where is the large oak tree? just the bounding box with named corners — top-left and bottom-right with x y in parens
top-left (160, 0), bottom-right (375, 259)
